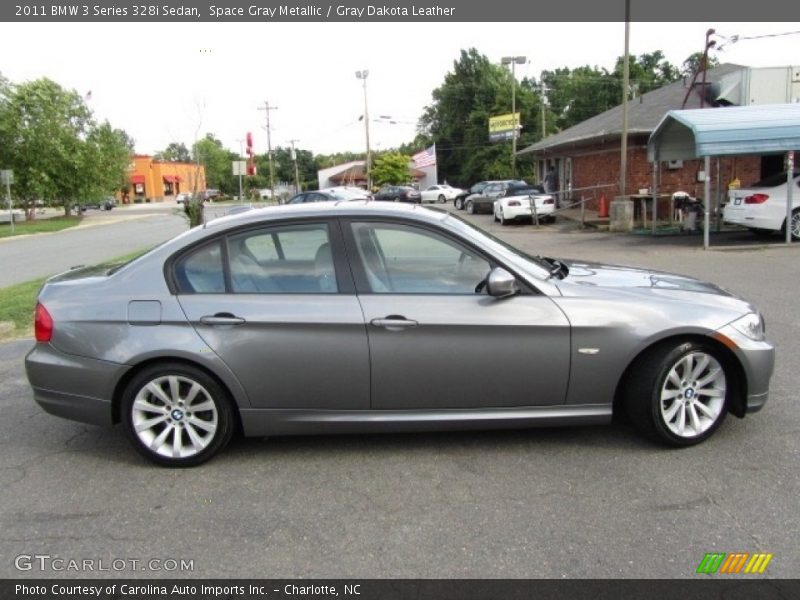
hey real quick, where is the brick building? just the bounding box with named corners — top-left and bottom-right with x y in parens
top-left (517, 64), bottom-right (771, 211)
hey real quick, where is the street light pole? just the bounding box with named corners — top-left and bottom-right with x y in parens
top-left (236, 139), bottom-right (245, 204)
top-left (502, 56), bottom-right (526, 179)
top-left (355, 70), bottom-right (371, 191)
top-left (258, 101), bottom-right (278, 201)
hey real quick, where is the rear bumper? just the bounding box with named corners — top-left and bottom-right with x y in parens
top-left (25, 343), bottom-right (129, 427)
top-left (501, 205), bottom-right (555, 220)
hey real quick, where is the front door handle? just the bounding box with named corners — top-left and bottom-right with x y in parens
top-left (370, 316), bottom-right (418, 330)
top-left (200, 313), bottom-right (246, 326)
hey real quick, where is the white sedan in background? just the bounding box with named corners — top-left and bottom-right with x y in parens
top-left (494, 185), bottom-right (556, 226)
top-left (420, 184), bottom-right (463, 204)
top-left (723, 171), bottom-right (800, 239)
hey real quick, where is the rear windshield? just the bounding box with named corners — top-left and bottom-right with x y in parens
top-left (749, 171), bottom-right (800, 188)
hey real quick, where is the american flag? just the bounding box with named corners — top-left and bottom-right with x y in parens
top-left (412, 144), bottom-right (437, 168)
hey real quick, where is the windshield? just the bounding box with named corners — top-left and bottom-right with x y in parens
top-left (431, 209), bottom-right (552, 277)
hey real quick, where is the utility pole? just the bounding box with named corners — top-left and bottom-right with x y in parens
top-left (619, 0), bottom-right (630, 198)
top-left (501, 56), bottom-right (526, 179)
top-left (288, 139), bottom-right (301, 194)
top-left (258, 101), bottom-right (278, 201)
top-left (355, 70), bottom-right (371, 191)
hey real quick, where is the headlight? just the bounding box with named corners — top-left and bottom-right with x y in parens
top-left (731, 313), bottom-right (765, 341)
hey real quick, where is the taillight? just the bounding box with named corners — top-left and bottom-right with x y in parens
top-left (745, 193), bottom-right (769, 204)
top-left (544, 198), bottom-right (555, 204)
top-left (508, 200), bottom-right (521, 206)
top-left (34, 303), bottom-right (53, 343)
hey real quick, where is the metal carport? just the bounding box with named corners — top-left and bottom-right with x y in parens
top-left (647, 103), bottom-right (800, 248)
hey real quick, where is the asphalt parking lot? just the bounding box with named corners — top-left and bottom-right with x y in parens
top-left (0, 210), bottom-right (798, 579)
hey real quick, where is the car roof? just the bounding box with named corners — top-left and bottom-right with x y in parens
top-left (204, 200), bottom-right (447, 231)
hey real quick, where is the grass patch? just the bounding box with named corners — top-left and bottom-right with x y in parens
top-left (0, 216), bottom-right (82, 238)
top-left (0, 277), bottom-right (46, 339)
top-left (0, 246), bottom-right (154, 341)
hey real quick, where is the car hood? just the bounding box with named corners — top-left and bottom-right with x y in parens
top-left (557, 259), bottom-right (730, 295)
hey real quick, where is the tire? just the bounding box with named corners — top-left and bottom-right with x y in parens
top-left (624, 341), bottom-right (730, 447)
top-left (499, 212), bottom-right (508, 226)
top-left (785, 208), bottom-right (800, 241)
top-left (455, 198), bottom-right (464, 210)
top-left (438, 194), bottom-right (446, 204)
top-left (466, 201), bottom-right (475, 215)
top-left (493, 211), bottom-right (499, 223)
top-left (121, 362), bottom-right (235, 467)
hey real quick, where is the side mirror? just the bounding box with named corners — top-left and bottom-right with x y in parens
top-left (486, 267), bottom-right (519, 298)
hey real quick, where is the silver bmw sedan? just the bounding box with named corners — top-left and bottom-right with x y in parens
top-left (26, 202), bottom-right (774, 466)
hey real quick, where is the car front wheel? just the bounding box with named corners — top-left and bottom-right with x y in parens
top-left (624, 341), bottom-right (730, 446)
top-left (122, 363), bottom-right (234, 467)
top-left (438, 194), bottom-right (446, 203)
top-left (466, 201), bottom-right (475, 214)
top-left (455, 198), bottom-right (463, 210)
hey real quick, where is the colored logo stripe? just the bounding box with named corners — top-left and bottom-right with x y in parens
top-left (696, 552), bottom-right (772, 574)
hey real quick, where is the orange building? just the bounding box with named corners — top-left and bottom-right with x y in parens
top-left (124, 155), bottom-right (207, 203)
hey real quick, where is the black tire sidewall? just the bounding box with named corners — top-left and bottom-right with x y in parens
top-left (626, 341), bottom-right (729, 447)
top-left (121, 363), bottom-right (234, 467)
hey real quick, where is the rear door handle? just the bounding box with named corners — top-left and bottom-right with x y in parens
top-left (370, 316), bottom-right (418, 330)
top-left (200, 313), bottom-right (246, 326)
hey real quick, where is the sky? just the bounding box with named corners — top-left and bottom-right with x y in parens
top-left (1, 21), bottom-right (798, 157)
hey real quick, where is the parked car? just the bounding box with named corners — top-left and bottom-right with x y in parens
top-left (287, 191), bottom-right (366, 204)
top-left (723, 171), bottom-right (800, 239)
top-left (82, 197), bottom-right (117, 211)
top-left (373, 185), bottom-right (421, 203)
top-left (464, 180), bottom-right (527, 214)
top-left (493, 185), bottom-right (555, 225)
top-left (420, 184), bottom-right (463, 204)
top-left (198, 189), bottom-right (222, 202)
top-left (320, 186), bottom-right (372, 200)
top-left (26, 203), bottom-right (774, 466)
top-left (175, 192), bottom-right (193, 204)
top-left (454, 181), bottom-right (497, 210)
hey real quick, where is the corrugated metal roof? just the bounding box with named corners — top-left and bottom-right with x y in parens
top-left (517, 64), bottom-right (745, 156)
top-left (648, 103), bottom-right (800, 160)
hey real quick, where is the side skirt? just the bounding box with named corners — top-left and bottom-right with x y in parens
top-left (239, 404), bottom-right (612, 437)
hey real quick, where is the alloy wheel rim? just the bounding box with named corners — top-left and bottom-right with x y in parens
top-left (791, 213), bottom-right (800, 238)
top-left (659, 352), bottom-right (725, 438)
top-left (132, 375), bottom-right (218, 458)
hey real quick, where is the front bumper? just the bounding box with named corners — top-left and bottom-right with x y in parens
top-left (711, 324), bottom-right (775, 414)
top-left (25, 343), bottom-right (129, 427)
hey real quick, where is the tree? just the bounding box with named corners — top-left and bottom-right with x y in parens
top-left (192, 134), bottom-right (236, 195)
top-left (155, 142), bottom-right (191, 163)
top-left (681, 52), bottom-right (720, 77)
top-left (371, 153), bottom-right (411, 186)
top-left (419, 48), bottom-right (540, 186)
top-left (0, 77), bottom-right (133, 217)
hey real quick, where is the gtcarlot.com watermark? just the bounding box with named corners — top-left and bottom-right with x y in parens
top-left (14, 554), bottom-right (194, 573)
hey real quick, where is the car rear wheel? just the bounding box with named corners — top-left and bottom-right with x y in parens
top-left (787, 208), bottom-right (800, 240)
top-left (624, 341), bottom-right (729, 446)
top-left (455, 198), bottom-right (463, 210)
top-left (121, 363), bottom-right (234, 467)
top-left (499, 212), bottom-right (508, 226)
top-left (438, 194), bottom-right (446, 203)
top-left (466, 201), bottom-right (475, 214)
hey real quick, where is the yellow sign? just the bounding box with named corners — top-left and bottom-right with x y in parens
top-left (489, 113), bottom-right (521, 141)
top-left (489, 113), bottom-right (520, 134)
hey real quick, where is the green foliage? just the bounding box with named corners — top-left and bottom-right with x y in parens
top-left (0, 77), bottom-right (132, 217)
top-left (192, 134), bottom-right (237, 194)
top-left (371, 153), bottom-right (411, 186)
top-left (156, 142), bottom-right (191, 163)
top-left (681, 52), bottom-right (720, 77)
top-left (419, 48), bottom-right (541, 186)
top-left (183, 198), bottom-right (204, 228)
